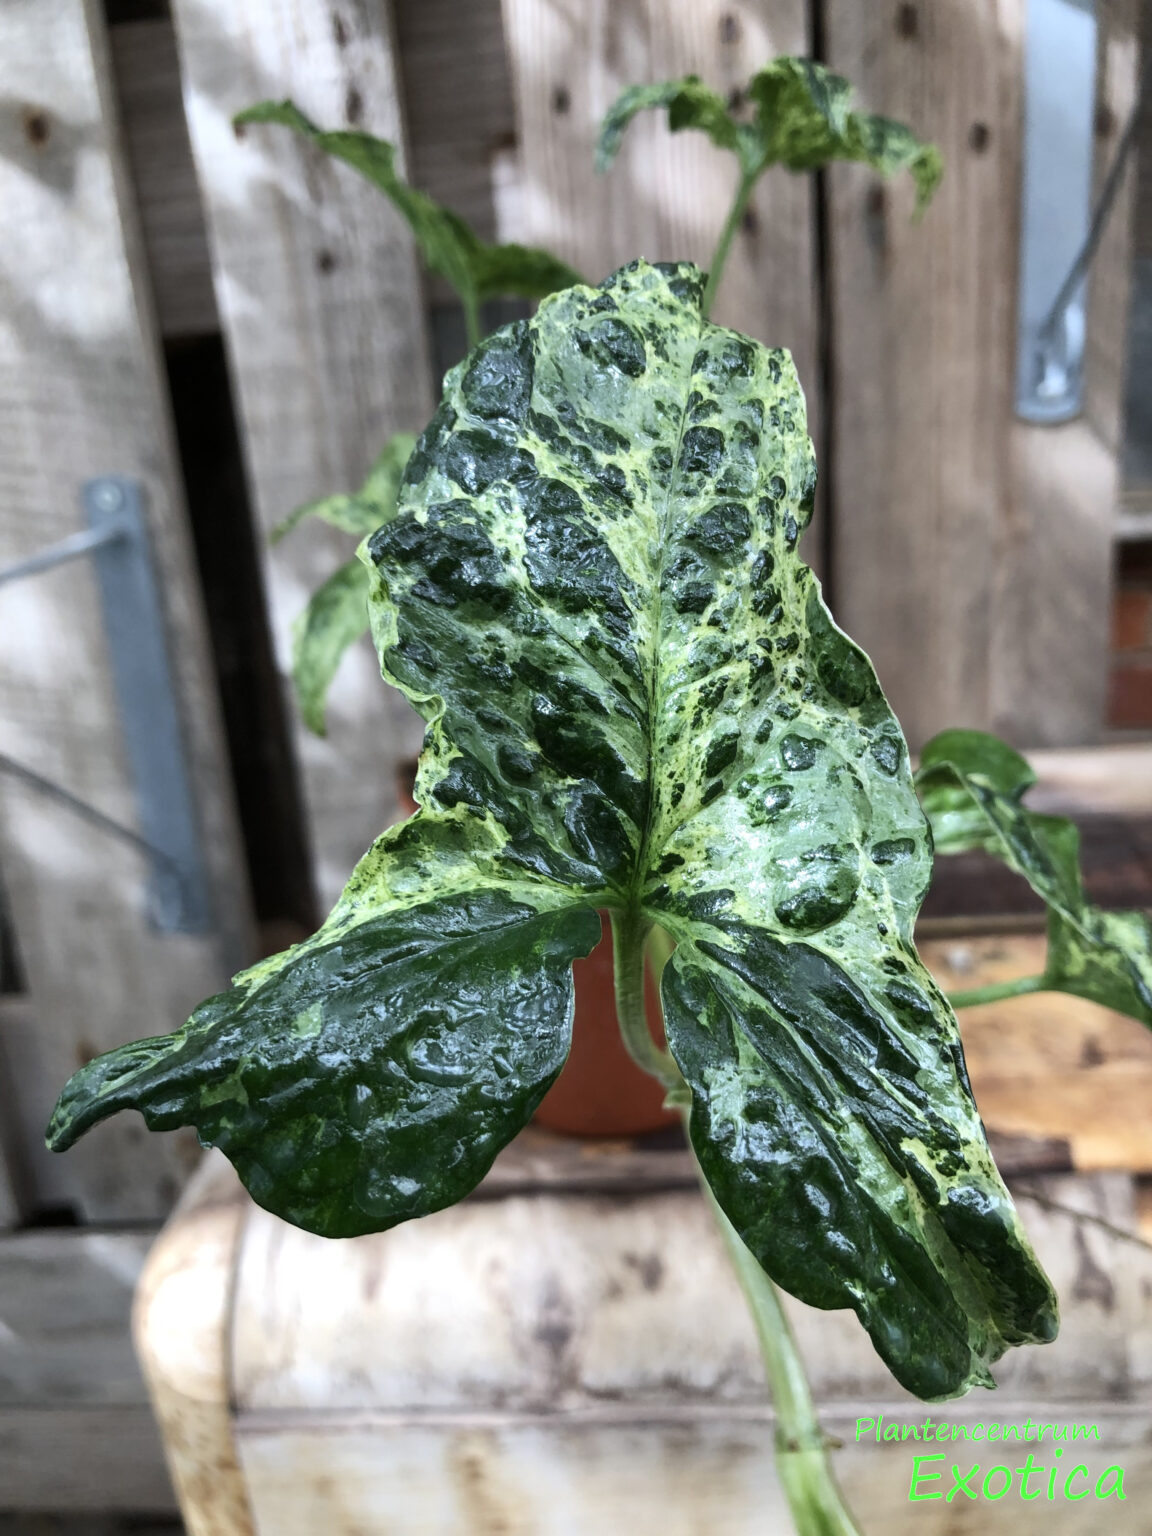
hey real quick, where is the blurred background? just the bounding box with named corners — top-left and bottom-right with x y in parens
top-left (0, 0), bottom-right (1150, 1529)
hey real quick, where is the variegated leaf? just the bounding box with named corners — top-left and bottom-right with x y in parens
top-left (291, 558), bottom-right (371, 736)
top-left (272, 433), bottom-right (416, 543)
top-left (236, 102), bottom-right (583, 309)
top-left (918, 730), bottom-right (1152, 1025)
top-left (597, 56), bottom-right (941, 212)
top-left (277, 434), bottom-right (416, 734)
top-left (49, 262), bottom-right (1054, 1399)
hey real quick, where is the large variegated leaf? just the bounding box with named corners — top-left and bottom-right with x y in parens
top-left (49, 262), bottom-right (1054, 1398)
top-left (918, 730), bottom-right (1152, 1025)
top-left (597, 56), bottom-right (941, 211)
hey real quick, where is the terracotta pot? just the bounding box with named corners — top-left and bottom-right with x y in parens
top-left (395, 760), bottom-right (677, 1138)
top-left (534, 910), bottom-right (677, 1137)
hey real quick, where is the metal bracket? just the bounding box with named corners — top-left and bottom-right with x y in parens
top-left (1015, 0), bottom-right (1098, 424)
top-left (0, 479), bottom-right (213, 934)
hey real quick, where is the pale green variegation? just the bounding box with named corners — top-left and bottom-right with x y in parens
top-left (917, 730), bottom-right (1152, 1024)
top-left (236, 101), bottom-right (583, 344)
top-left (48, 262), bottom-right (1055, 1401)
top-left (277, 435), bottom-right (416, 735)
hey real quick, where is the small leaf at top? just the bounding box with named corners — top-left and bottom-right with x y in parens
top-left (235, 101), bottom-right (583, 306)
top-left (49, 263), bottom-right (1053, 1399)
top-left (596, 78), bottom-right (749, 172)
top-left (748, 57), bottom-right (942, 210)
top-left (596, 56), bottom-right (941, 212)
top-left (917, 729), bottom-right (1152, 1025)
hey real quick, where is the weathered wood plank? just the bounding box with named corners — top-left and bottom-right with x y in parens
top-left (0, 1407), bottom-right (175, 1513)
top-left (993, 0), bottom-right (1139, 746)
top-left (0, 0), bottom-right (253, 1220)
top-left (169, 0), bottom-right (436, 907)
top-left (392, 0), bottom-right (515, 251)
top-left (826, 1), bottom-right (1138, 750)
top-left (499, 0), bottom-right (822, 564)
top-left (0, 1231), bottom-right (152, 1407)
top-left (108, 18), bottom-right (218, 338)
top-left (824, 0), bottom-right (1024, 747)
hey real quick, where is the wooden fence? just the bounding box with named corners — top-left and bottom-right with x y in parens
top-left (0, 0), bottom-right (1146, 1511)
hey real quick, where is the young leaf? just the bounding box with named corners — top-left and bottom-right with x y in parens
top-left (272, 433), bottom-right (417, 544)
top-left (596, 56), bottom-right (942, 211)
top-left (917, 730), bottom-right (1152, 1024)
top-left (291, 558), bottom-right (371, 736)
top-left (235, 101), bottom-right (583, 313)
top-left (596, 79), bottom-right (748, 172)
top-left (48, 262), bottom-right (1055, 1399)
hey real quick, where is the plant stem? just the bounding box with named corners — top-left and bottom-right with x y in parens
top-left (462, 288), bottom-right (483, 352)
top-left (610, 907), bottom-right (680, 1090)
top-left (948, 974), bottom-right (1047, 1009)
top-left (610, 909), bottom-right (863, 1535)
top-left (694, 1158), bottom-right (864, 1536)
top-left (703, 170), bottom-right (757, 318)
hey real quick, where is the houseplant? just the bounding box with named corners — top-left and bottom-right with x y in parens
top-left (47, 59), bottom-right (1152, 1536)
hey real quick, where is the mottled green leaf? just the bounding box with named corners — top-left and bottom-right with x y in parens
top-left (49, 262), bottom-right (1053, 1397)
top-left (235, 101), bottom-right (583, 306)
top-left (597, 56), bottom-right (941, 211)
top-left (272, 433), bottom-right (417, 543)
top-left (48, 884), bottom-right (600, 1237)
top-left (918, 729), bottom-right (1152, 1025)
top-left (291, 558), bottom-right (371, 736)
top-left (596, 78), bottom-right (748, 171)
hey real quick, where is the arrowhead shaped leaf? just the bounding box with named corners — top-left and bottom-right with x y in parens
top-left (597, 56), bottom-right (941, 212)
top-left (49, 262), bottom-right (1054, 1397)
top-left (236, 102), bottom-right (583, 307)
top-left (918, 729), bottom-right (1152, 1025)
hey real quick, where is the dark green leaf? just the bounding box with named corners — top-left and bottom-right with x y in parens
top-left (235, 101), bottom-right (583, 306)
top-left (50, 263), bottom-right (1053, 1397)
top-left (272, 433), bottom-right (417, 543)
top-left (596, 57), bottom-right (942, 213)
top-left (48, 888), bottom-right (600, 1237)
top-left (917, 729), bottom-right (1152, 1026)
top-left (291, 558), bottom-right (371, 736)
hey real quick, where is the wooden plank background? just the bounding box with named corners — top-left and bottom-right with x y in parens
top-left (0, 0), bottom-right (254, 1224)
top-left (169, 0), bottom-right (436, 911)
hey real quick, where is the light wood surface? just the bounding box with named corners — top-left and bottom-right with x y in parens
top-left (0, 1226), bottom-right (174, 1511)
top-left (825, 0), bottom-right (1138, 750)
top-left (0, 0), bottom-right (253, 1221)
top-left (926, 932), bottom-right (1152, 1172)
top-left (169, 0), bottom-right (436, 909)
